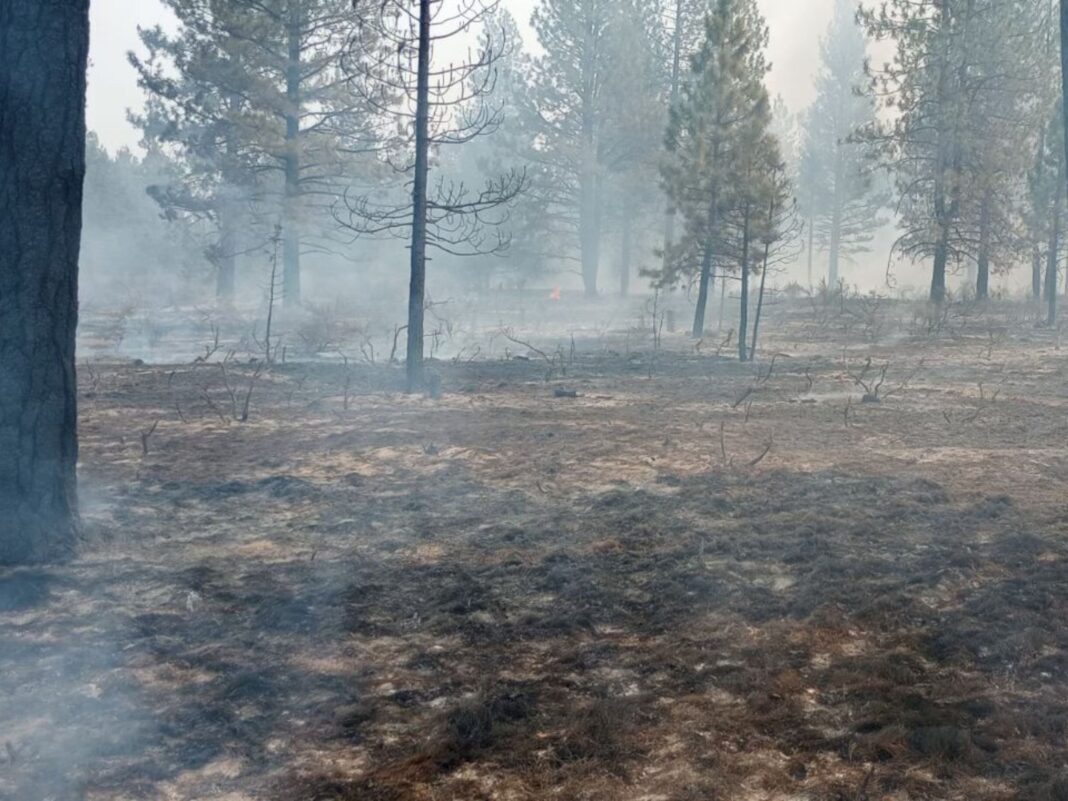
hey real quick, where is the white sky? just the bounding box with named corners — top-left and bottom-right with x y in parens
top-left (87, 0), bottom-right (836, 153)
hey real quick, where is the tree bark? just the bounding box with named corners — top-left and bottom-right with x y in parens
top-left (406, 0), bottom-right (432, 392)
top-left (282, 1), bottom-right (302, 307)
top-left (0, 0), bottom-right (88, 564)
top-left (619, 200), bottom-right (632, 297)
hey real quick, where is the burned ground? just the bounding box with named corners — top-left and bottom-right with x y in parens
top-left (3, 298), bottom-right (1068, 800)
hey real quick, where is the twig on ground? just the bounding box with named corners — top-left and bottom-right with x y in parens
top-left (140, 419), bottom-right (160, 456)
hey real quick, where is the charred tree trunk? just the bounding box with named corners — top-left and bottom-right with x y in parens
top-left (0, 0), bottom-right (88, 564)
top-left (282, 2), bottom-right (302, 307)
top-left (406, 0), bottom-right (432, 392)
top-left (976, 191), bottom-right (991, 300)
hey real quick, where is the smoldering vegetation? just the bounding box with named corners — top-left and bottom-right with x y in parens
top-left (7, 297), bottom-right (1068, 800)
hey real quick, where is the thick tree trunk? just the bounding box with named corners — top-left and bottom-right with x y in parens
top-left (619, 202), bottom-right (632, 297)
top-left (976, 192), bottom-right (991, 300)
top-left (406, 0), bottom-right (432, 392)
top-left (282, 2), bottom-right (302, 307)
top-left (0, 0), bottom-right (88, 564)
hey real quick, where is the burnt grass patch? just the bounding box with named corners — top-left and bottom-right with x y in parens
top-left (7, 329), bottom-right (1068, 800)
top-left (6, 466), bottom-right (1068, 800)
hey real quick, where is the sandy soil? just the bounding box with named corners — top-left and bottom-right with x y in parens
top-left (3, 296), bottom-right (1068, 801)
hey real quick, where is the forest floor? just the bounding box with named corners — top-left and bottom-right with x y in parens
top-left (4, 296), bottom-right (1068, 801)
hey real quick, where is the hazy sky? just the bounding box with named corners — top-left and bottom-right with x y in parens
top-left (87, 0), bottom-right (836, 153)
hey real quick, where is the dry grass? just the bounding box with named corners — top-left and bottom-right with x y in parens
top-left (3, 298), bottom-right (1068, 801)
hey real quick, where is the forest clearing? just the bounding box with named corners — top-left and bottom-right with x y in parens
top-left (4, 297), bottom-right (1068, 801)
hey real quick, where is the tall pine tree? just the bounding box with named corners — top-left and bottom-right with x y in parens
top-left (799, 0), bottom-right (887, 288)
top-left (131, 0), bottom-right (379, 306)
top-left (658, 0), bottom-right (774, 338)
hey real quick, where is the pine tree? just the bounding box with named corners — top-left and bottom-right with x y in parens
top-left (527, 0), bottom-right (619, 296)
top-left (447, 9), bottom-right (567, 290)
top-left (728, 131), bottom-right (786, 361)
top-left (658, 0), bottom-right (773, 338)
top-left (131, 0), bottom-right (378, 306)
top-left (1022, 1), bottom-right (1064, 312)
top-left (659, 0), bottom-right (715, 267)
top-left (799, 0), bottom-right (887, 289)
top-left (601, 0), bottom-right (668, 296)
top-left (861, 0), bottom-right (1041, 304)
top-left (1029, 100), bottom-right (1066, 320)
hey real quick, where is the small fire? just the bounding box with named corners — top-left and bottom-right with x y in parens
top-left (549, 287), bottom-right (561, 301)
